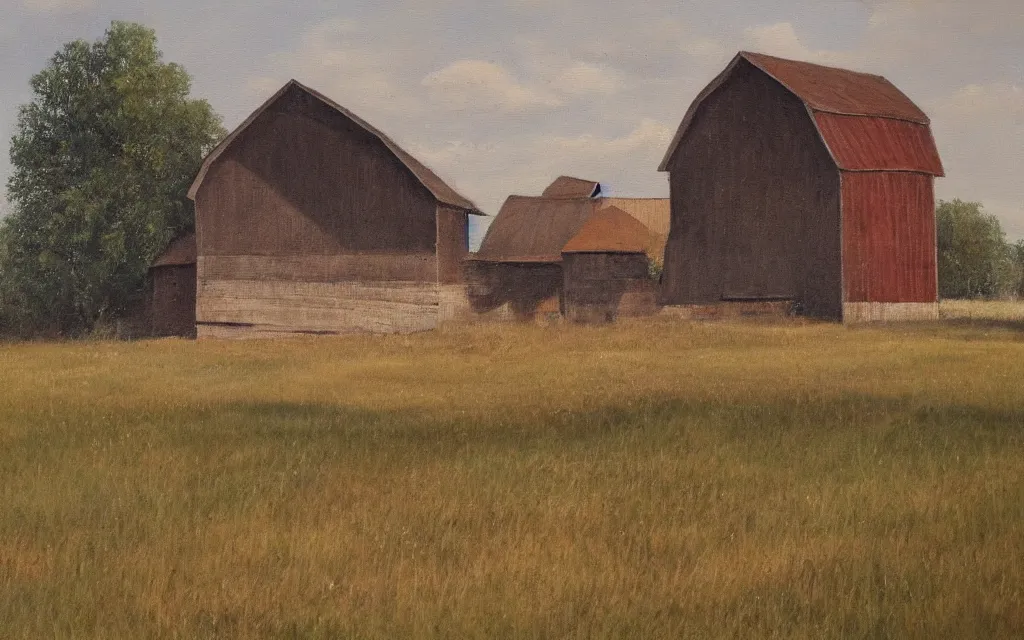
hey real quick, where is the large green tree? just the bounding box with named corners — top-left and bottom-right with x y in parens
top-left (936, 199), bottom-right (1015, 299)
top-left (0, 21), bottom-right (223, 336)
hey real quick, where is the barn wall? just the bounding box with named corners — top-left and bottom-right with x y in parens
top-left (195, 87), bottom-right (437, 256)
top-left (464, 261), bottom-right (563, 320)
top-left (192, 86), bottom-right (448, 336)
top-left (436, 205), bottom-right (469, 285)
top-left (842, 172), bottom-right (938, 304)
top-left (562, 253), bottom-right (659, 323)
top-left (150, 264), bottom-right (197, 338)
top-left (661, 60), bottom-right (842, 319)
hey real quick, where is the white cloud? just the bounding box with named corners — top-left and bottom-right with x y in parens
top-left (551, 62), bottom-right (623, 96)
top-left (244, 18), bottom-right (421, 118)
top-left (20, 0), bottom-right (93, 12)
top-left (423, 59), bottom-right (563, 112)
top-left (742, 22), bottom-right (862, 68)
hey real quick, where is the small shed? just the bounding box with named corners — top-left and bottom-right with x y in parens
top-left (561, 207), bottom-right (660, 323)
top-left (148, 232), bottom-right (197, 338)
top-left (658, 51), bottom-right (944, 322)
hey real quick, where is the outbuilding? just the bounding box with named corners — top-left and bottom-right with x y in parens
top-left (658, 51), bottom-right (944, 322)
top-left (187, 80), bottom-right (483, 337)
top-left (148, 232), bottom-right (197, 338)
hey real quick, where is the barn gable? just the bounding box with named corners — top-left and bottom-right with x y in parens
top-left (189, 80), bottom-right (480, 212)
top-left (659, 52), bottom-right (944, 177)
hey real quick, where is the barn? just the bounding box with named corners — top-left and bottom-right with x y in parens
top-left (186, 80), bottom-right (483, 338)
top-left (467, 177), bottom-right (667, 321)
top-left (658, 51), bottom-right (945, 322)
top-left (148, 232), bottom-right (197, 338)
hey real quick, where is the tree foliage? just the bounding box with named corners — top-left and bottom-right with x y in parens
top-left (935, 199), bottom-right (1021, 299)
top-left (0, 21), bottom-right (223, 337)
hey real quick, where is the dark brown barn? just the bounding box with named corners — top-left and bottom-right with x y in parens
top-left (561, 207), bottom-right (660, 323)
top-left (148, 233), bottom-right (197, 338)
top-left (186, 80), bottom-right (483, 337)
top-left (467, 177), bottom-right (666, 321)
top-left (658, 52), bottom-right (944, 322)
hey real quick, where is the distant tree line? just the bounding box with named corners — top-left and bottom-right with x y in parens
top-left (936, 199), bottom-right (1024, 300)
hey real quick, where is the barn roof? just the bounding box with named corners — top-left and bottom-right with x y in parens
top-left (151, 232), bottom-right (196, 268)
top-left (659, 52), bottom-right (944, 176)
top-left (562, 206), bottom-right (656, 254)
top-left (187, 80), bottom-right (483, 213)
top-left (541, 176), bottom-right (602, 199)
top-left (596, 198), bottom-right (670, 237)
top-left (471, 196), bottom-right (596, 263)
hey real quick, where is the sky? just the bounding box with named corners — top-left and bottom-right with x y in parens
top-left (1, 0), bottom-right (1022, 248)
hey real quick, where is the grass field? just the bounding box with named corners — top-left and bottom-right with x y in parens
top-left (3, 302), bottom-right (1024, 638)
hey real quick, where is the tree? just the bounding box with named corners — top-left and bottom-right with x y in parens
top-left (935, 199), bottom-right (1013, 299)
top-left (0, 21), bottom-right (223, 336)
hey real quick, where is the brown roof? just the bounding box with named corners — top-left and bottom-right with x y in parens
top-left (188, 80), bottom-right (482, 213)
top-left (659, 52), bottom-right (943, 176)
top-left (596, 198), bottom-right (670, 237)
top-left (541, 176), bottom-right (602, 199)
top-left (562, 206), bottom-right (655, 254)
top-left (151, 232), bottom-right (196, 268)
top-left (471, 196), bottom-right (596, 263)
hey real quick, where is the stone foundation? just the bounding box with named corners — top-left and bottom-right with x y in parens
top-left (842, 302), bottom-right (939, 323)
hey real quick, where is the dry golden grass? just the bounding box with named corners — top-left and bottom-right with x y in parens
top-left (3, 302), bottom-right (1024, 638)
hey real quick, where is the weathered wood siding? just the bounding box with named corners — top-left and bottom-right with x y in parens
top-left (563, 253), bottom-right (659, 323)
top-left (661, 59), bottom-right (842, 319)
top-left (842, 172), bottom-right (937, 304)
top-left (464, 261), bottom-right (564, 320)
top-left (436, 206), bottom-right (469, 285)
top-left (149, 265), bottom-right (196, 338)
top-left (193, 84), bottom-right (446, 336)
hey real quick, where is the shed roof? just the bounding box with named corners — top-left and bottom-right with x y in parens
top-left (659, 52), bottom-right (944, 176)
top-left (151, 232), bottom-right (196, 268)
top-left (188, 80), bottom-right (483, 213)
top-left (541, 176), bottom-right (602, 199)
top-left (471, 196), bottom-right (596, 263)
top-left (596, 198), bottom-right (670, 237)
top-left (562, 206), bottom-right (655, 254)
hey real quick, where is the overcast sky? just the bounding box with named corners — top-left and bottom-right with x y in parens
top-left (2, 0), bottom-right (1022, 247)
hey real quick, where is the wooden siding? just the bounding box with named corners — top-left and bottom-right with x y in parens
top-left (464, 261), bottom-right (564, 320)
top-left (436, 206), bottom-right (469, 285)
top-left (842, 172), bottom-right (938, 303)
top-left (194, 88), bottom-right (437, 256)
top-left (661, 59), bottom-right (842, 319)
top-left (563, 253), bottom-right (658, 323)
top-left (198, 254), bottom-right (437, 283)
top-left (149, 265), bottom-right (196, 338)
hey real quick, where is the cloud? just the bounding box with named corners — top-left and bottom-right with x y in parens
top-left (743, 22), bottom-right (862, 68)
top-left (243, 18), bottom-right (422, 118)
top-left (551, 62), bottom-right (623, 96)
top-left (423, 59), bottom-right (563, 112)
top-left (20, 0), bottom-right (93, 12)
top-left (929, 82), bottom-right (1024, 237)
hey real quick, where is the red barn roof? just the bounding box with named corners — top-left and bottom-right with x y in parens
top-left (659, 52), bottom-right (944, 176)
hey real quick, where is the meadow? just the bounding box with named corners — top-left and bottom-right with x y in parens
top-left (2, 301), bottom-right (1024, 638)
